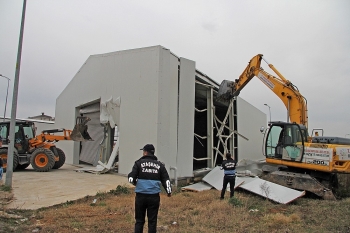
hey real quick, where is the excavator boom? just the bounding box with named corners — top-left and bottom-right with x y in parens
top-left (217, 54), bottom-right (308, 127)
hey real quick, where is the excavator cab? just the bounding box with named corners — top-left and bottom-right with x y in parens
top-left (264, 122), bottom-right (306, 162)
top-left (262, 122), bottom-right (340, 200)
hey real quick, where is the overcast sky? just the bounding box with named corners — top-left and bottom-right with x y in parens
top-left (1, 0), bottom-right (349, 137)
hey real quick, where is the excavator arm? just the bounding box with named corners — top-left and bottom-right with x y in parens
top-left (217, 54), bottom-right (308, 127)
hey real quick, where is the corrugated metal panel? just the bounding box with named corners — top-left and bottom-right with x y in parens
top-left (79, 102), bottom-right (100, 114)
top-left (202, 166), bottom-right (245, 191)
top-left (203, 166), bottom-right (304, 204)
top-left (181, 182), bottom-right (212, 192)
top-left (239, 178), bottom-right (305, 204)
top-left (79, 111), bottom-right (104, 165)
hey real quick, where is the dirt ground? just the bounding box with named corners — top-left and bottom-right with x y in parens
top-left (1, 187), bottom-right (350, 233)
top-left (1, 165), bottom-right (350, 232)
top-left (0, 164), bottom-right (132, 210)
top-left (0, 188), bottom-right (13, 206)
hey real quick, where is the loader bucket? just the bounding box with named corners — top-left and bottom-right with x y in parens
top-left (70, 116), bottom-right (93, 141)
top-left (217, 80), bottom-right (236, 101)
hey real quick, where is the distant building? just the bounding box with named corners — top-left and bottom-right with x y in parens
top-left (28, 112), bottom-right (55, 121)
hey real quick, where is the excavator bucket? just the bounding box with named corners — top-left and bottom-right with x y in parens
top-left (70, 116), bottom-right (93, 141)
top-left (217, 80), bottom-right (236, 101)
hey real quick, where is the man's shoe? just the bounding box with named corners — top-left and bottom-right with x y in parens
top-left (220, 197), bottom-right (224, 200)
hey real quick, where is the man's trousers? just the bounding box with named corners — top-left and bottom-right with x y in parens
top-left (221, 175), bottom-right (236, 198)
top-left (134, 193), bottom-right (160, 233)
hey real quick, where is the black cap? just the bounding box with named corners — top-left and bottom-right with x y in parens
top-left (140, 144), bottom-right (155, 153)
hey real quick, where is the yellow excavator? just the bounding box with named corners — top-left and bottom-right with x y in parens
top-left (217, 54), bottom-right (350, 199)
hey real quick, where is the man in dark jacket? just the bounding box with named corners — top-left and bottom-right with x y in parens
top-left (220, 153), bottom-right (237, 199)
top-left (128, 144), bottom-right (172, 233)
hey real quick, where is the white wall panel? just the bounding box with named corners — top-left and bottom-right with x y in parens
top-left (55, 56), bottom-right (106, 164)
top-left (177, 58), bottom-right (196, 177)
top-left (115, 48), bottom-right (161, 175)
top-left (154, 49), bottom-right (179, 177)
top-left (237, 97), bottom-right (266, 161)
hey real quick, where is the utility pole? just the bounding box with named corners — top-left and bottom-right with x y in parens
top-left (5, 0), bottom-right (27, 187)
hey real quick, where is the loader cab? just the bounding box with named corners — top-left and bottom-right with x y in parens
top-left (264, 122), bottom-right (306, 162)
top-left (0, 121), bottom-right (35, 153)
top-left (15, 123), bottom-right (35, 153)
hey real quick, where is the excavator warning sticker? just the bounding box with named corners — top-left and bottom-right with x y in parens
top-left (303, 147), bottom-right (332, 166)
top-left (336, 147), bottom-right (350, 161)
top-left (257, 72), bottom-right (275, 89)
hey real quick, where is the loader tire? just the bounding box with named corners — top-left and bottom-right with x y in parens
top-left (16, 163), bottom-right (30, 170)
top-left (0, 148), bottom-right (19, 173)
top-left (52, 147), bottom-right (66, 169)
top-left (30, 148), bottom-right (55, 172)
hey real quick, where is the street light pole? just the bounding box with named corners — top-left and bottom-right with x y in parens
top-left (5, 0), bottom-right (27, 187)
top-left (0, 74), bottom-right (10, 121)
top-left (264, 104), bottom-right (271, 124)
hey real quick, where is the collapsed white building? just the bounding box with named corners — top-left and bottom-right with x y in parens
top-left (54, 45), bottom-right (266, 179)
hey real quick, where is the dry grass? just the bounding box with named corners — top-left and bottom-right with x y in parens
top-left (0, 185), bottom-right (14, 209)
top-left (1, 186), bottom-right (350, 233)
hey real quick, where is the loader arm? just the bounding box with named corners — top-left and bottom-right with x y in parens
top-left (29, 117), bottom-right (92, 148)
top-left (29, 129), bottom-right (74, 147)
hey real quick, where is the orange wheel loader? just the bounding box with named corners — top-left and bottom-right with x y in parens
top-left (0, 117), bottom-right (92, 172)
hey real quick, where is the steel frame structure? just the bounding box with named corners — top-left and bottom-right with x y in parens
top-left (193, 81), bottom-right (240, 168)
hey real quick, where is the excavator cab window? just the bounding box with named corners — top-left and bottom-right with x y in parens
top-left (265, 123), bottom-right (304, 161)
top-left (265, 125), bottom-right (283, 158)
top-left (282, 124), bottom-right (304, 162)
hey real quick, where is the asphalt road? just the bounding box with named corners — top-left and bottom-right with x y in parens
top-left (3, 164), bottom-right (132, 210)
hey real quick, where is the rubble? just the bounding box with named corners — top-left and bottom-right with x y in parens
top-left (182, 160), bottom-right (305, 204)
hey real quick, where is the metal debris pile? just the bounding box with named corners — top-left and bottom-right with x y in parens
top-left (182, 160), bottom-right (305, 204)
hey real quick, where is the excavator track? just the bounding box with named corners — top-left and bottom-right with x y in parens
top-left (262, 170), bottom-right (336, 200)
